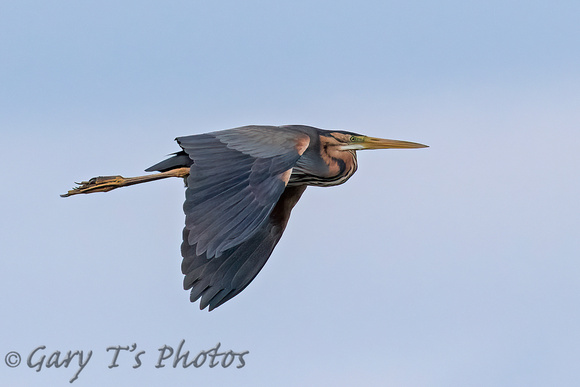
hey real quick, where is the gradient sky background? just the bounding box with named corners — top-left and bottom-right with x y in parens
top-left (1, 1), bottom-right (579, 386)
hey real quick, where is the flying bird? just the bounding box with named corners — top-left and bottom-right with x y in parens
top-left (62, 125), bottom-right (427, 310)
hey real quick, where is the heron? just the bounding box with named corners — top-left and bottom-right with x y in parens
top-left (62, 125), bottom-right (427, 310)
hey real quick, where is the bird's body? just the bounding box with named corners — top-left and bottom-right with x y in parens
top-left (62, 125), bottom-right (427, 310)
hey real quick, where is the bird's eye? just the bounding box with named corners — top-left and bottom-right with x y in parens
top-left (350, 136), bottom-right (358, 142)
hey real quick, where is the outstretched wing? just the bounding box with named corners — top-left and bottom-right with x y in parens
top-left (177, 125), bottom-right (310, 309)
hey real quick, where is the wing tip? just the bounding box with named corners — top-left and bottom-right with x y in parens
top-left (191, 286), bottom-right (239, 311)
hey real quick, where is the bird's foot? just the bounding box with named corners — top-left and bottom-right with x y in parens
top-left (60, 175), bottom-right (126, 197)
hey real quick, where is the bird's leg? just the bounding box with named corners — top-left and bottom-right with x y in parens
top-left (60, 167), bottom-right (190, 197)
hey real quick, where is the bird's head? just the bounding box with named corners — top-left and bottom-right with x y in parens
top-left (322, 130), bottom-right (428, 151)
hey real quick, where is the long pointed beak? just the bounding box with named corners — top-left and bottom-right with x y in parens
top-left (360, 136), bottom-right (428, 149)
top-left (339, 136), bottom-right (428, 150)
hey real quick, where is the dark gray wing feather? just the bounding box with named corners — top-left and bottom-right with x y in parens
top-left (178, 126), bottom-right (310, 259)
top-left (182, 185), bottom-right (307, 310)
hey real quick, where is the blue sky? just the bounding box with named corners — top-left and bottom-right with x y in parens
top-left (1, 1), bottom-right (579, 386)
